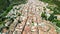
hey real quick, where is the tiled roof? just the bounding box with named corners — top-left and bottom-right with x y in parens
top-left (5, 0), bottom-right (57, 34)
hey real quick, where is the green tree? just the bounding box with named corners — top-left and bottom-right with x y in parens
top-left (41, 12), bottom-right (47, 20)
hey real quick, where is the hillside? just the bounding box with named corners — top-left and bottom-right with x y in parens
top-left (0, 0), bottom-right (60, 34)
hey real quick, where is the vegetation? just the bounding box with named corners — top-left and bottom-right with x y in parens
top-left (40, 0), bottom-right (60, 14)
top-left (0, 0), bottom-right (10, 14)
top-left (40, 0), bottom-right (60, 32)
top-left (0, 0), bottom-right (27, 27)
top-left (41, 12), bottom-right (47, 20)
top-left (0, 0), bottom-right (60, 32)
